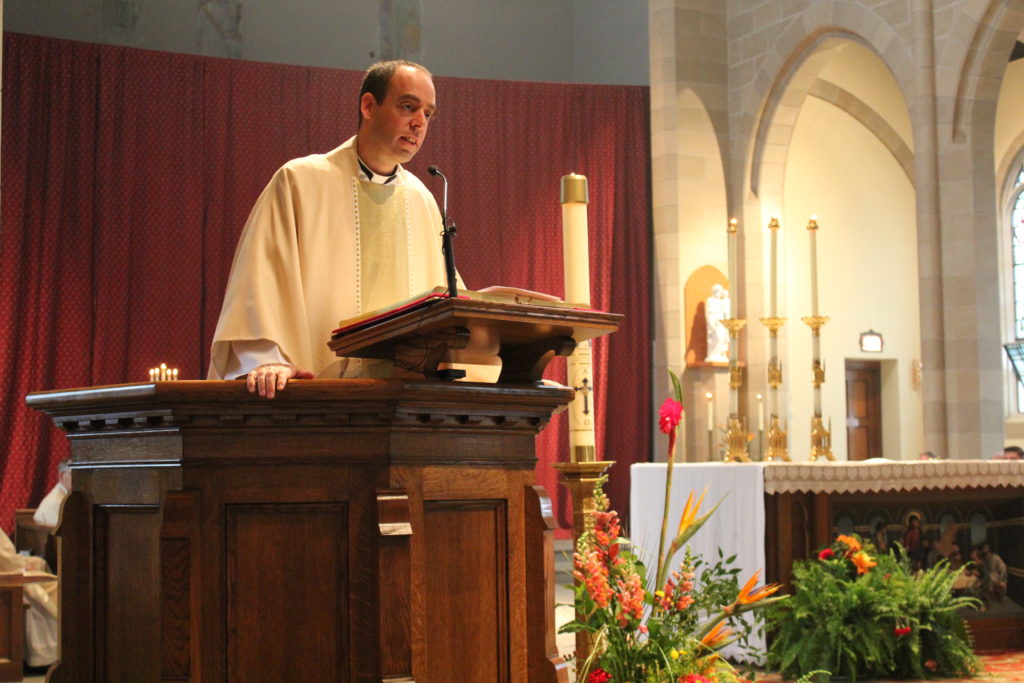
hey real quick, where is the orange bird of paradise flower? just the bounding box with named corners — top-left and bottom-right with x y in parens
top-left (851, 550), bottom-right (877, 574)
top-left (677, 487), bottom-right (709, 537)
top-left (735, 570), bottom-right (782, 605)
top-left (700, 620), bottom-right (734, 648)
top-left (836, 534), bottom-right (861, 552)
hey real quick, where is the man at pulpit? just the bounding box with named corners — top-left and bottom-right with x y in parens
top-left (208, 59), bottom-right (454, 397)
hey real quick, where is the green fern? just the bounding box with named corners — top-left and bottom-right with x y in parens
top-left (767, 538), bottom-right (980, 681)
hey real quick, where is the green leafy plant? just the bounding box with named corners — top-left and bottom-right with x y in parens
top-left (767, 535), bottom-right (980, 681)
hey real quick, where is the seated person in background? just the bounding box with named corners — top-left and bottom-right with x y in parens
top-left (902, 514), bottom-right (922, 559)
top-left (872, 521), bottom-right (889, 553)
top-left (997, 446), bottom-right (1024, 460)
top-left (981, 542), bottom-right (1008, 601)
top-left (33, 458), bottom-right (71, 528)
top-left (0, 528), bottom-right (58, 666)
top-left (917, 450), bottom-right (938, 460)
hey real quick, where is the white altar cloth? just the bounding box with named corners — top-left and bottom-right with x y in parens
top-left (630, 463), bottom-right (766, 661)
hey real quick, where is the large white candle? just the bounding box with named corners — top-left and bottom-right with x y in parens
top-left (808, 216), bottom-right (819, 316)
top-left (706, 392), bottom-right (714, 432)
top-left (562, 173), bottom-right (596, 462)
top-left (757, 393), bottom-right (765, 432)
top-left (727, 218), bottom-right (738, 318)
top-left (562, 174), bottom-right (591, 307)
top-left (769, 218), bottom-right (779, 318)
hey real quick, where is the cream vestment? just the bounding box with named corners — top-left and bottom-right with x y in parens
top-left (208, 136), bottom-right (451, 379)
top-left (0, 529), bottom-right (58, 666)
top-left (33, 483), bottom-right (68, 528)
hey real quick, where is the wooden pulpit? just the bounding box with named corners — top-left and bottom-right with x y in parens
top-left (27, 299), bottom-right (620, 682)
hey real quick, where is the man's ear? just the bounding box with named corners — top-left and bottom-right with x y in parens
top-left (360, 92), bottom-right (377, 122)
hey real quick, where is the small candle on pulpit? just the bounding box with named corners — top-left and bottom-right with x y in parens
top-left (172, 368), bottom-right (179, 381)
top-left (149, 368), bottom-right (155, 382)
top-left (160, 363), bottom-right (168, 381)
top-left (727, 218), bottom-right (738, 317)
top-left (807, 216), bottom-right (819, 316)
top-left (757, 393), bottom-right (764, 432)
top-left (706, 392), bottom-right (714, 431)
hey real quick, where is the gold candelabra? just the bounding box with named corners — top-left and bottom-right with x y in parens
top-left (765, 416), bottom-right (789, 462)
top-left (809, 417), bottom-right (833, 462)
top-left (759, 315), bottom-right (790, 462)
top-left (724, 416), bottom-right (751, 462)
top-left (720, 318), bottom-right (749, 463)
top-left (801, 314), bottom-right (834, 461)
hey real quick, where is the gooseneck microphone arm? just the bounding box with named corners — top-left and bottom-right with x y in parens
top-left (427, 165), bottom-right (459, 299)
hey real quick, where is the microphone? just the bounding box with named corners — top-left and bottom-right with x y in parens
top-left (427, 165), bottom-right (459, 300)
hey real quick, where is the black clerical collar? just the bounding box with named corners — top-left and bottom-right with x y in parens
top-left (356, 158), bottom-right (399, 185)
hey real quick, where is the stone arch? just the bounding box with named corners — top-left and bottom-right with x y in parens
top-left (749, 28), bottom-right (913, 207)
top-left (950, 0), bottom-right (1024, 144)
top-left (741, 1), bottom-right (914, 199)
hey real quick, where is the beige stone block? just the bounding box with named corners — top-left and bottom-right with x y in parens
top-left (730, 10), bottom-right (754, 40)
top-left (652, 153), bottom-right (679, 182)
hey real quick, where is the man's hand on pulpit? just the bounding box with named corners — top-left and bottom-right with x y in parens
top-left (246, 363), bottom-right (314, 399)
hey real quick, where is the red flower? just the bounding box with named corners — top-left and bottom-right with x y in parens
top-left (679, 674), bottom-right (714, 683)
top-left (659, 398), bottom-right (684, 434)
top-left (924, 659), bottom-right (938, 672)
top-left (818, 548), bottom-right (834, 560)
top-left (588, 668), bottom-right (613, 683)
top-left (894, 626), bottom-right (912, 637)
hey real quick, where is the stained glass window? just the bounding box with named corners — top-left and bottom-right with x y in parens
top-left (1010, 161), bottom-right (1024, 411)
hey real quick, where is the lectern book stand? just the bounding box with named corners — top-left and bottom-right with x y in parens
top-left (27, 297), bottom-right (621, 683)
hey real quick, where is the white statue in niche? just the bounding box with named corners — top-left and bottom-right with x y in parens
top-left (704, 284), bottom-right (730, 363)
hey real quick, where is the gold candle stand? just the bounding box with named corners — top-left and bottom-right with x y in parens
top-left (720, 318), bottom-right (749, 463)
top-left (553, 460), bottom-right (615, 662)
top-left (759, 316), bottom-right (790, 461)
top-left (801, 315), bottom-right (834, 461)
top-left (724, 416), bottom-right (751, 462)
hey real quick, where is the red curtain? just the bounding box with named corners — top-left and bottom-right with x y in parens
top-left (0, 33), bottom-right (651, 535)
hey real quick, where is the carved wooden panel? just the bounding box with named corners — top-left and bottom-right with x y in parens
top-left (423, 499), bottom-right (508, 682)
top-left (0, 585), bottom-right (23, 682)
top-left (225, 504), bottom-right (349, 683)
top-left (94, 505), bottom-right (161, 683)
top-left (160, 491), bottom-right (199, 681)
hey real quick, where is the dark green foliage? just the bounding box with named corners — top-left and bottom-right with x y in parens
top-left (767, 540), bottom-right (980, 681)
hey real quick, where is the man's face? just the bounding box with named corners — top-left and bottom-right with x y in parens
top-left (359, 66), bottom-right (436, 173)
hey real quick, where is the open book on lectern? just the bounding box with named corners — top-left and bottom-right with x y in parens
top-left (330, 286), bottom-right (585, 339)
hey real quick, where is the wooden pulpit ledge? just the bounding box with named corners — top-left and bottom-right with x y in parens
top-left (329, 295), bottom-right (622, 383)
top-left (27, 299), bottom-right (620, 682)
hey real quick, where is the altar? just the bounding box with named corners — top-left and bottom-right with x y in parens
top-left (631, 460), bottom-right (1024, 651)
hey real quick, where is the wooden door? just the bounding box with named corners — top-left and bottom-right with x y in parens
top-left (846, 360), bottom-right (882, 460)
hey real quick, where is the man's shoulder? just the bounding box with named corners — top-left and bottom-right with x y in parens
top-left (400, 167), bottom-right (432, 194)
top-left (276, 138), bottom-right (357, 181)
top-left (279, 152), bottom-right (340, 178)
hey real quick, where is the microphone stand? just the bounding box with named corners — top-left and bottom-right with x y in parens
top-left (428, 165), bottom-right (459, 299)
top-left (427, 165), bottom-right (465, 381)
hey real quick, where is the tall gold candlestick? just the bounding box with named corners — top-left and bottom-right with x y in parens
top-left (562, 173), bottom-right (596, 463)
top-left (803, 217), bottom-right (833, 461)
top-left (722, 219), bottom-right (749, 462)
top-left (760, 218), bottom-right (789, 461)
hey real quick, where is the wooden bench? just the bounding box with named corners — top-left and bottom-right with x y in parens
top-left (0, 580), bottom-right (24, 682)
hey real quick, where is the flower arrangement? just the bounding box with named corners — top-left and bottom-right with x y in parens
top-left (561, 372), bottom-right (784, 682)
top-left (767, 534), bottom-right (981, 681)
